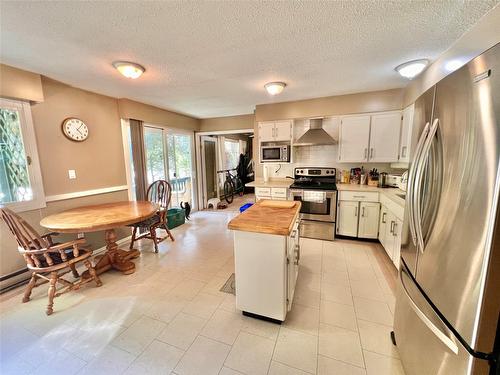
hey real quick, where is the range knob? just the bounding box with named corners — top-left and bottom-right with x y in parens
top-left (326, 170), bottom-right (330, 174)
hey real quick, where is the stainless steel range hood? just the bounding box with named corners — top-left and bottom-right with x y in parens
top-left (294, 118), bottom-right (337, 146)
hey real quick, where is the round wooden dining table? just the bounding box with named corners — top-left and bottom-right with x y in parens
top-left (40, 201), bottom-right (157, 276)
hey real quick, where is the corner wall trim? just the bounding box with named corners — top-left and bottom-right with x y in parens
top-left (45, 185), bottom-right (128, 202)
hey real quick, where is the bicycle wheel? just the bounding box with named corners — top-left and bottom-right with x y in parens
top-left (224, 179), bottom-right (234, 204)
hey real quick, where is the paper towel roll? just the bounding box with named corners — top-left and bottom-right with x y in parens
top-left (263, 165), bottom-right (269, 182)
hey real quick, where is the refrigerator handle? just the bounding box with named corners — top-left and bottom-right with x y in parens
top-left (407, 122), bottom-right (431, 248)
top-left (414, 118), bottom-right (440, 253)
top-left (400, 267), bottom-right (459, 355)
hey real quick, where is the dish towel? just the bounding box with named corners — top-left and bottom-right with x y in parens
top-left (303, 191), bottom-right (326, 203)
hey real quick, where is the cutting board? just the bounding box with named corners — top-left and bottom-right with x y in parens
top-left (259, 200), bottom-right (296, 208)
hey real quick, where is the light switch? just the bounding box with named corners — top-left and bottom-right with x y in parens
top-left (68, 170), bottom-right (76, 179)
top-left (77, 233), bottom-right (85, 239)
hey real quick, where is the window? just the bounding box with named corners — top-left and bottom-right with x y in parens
top-left (0, 98), bottom-right (45, 212)
top-left (224, 139), bottom-right (240, 170)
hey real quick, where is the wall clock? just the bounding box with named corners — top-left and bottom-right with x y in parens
top-left (62, 118), bottom-right (89, 142)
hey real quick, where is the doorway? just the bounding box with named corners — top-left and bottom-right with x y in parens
top-left (143, 125), bottom-right (195, 209)
top-left (201, 136), bottom-right (218, 204)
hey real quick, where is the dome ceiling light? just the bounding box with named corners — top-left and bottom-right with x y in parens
top-left (112, 61), bottom-right (145, 79)
top-left (395, 59), bottom-right (429, 79)
top-left (265, 81), bottom-right (286, 95)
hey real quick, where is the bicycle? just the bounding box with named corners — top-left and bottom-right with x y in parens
top-left (217, 168), bottom-right (244, 204)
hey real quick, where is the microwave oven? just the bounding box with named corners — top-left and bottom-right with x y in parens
top-left (260, 144), bottom-right (290, 163)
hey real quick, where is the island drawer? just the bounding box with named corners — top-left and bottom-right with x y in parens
top-left (271, 188), bottom-right (288, 198)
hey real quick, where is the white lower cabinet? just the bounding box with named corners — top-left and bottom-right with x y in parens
top-left (358, 202), bottom-right (380, 239)
top-left (255, 187), bottom-right (289, 201)
top-left (233, 219), bottom-right (299, 321)
top-left (337, 201), bottom-right (359, 237)
top-left (378, 205), bottom-right (402, 269)
top-left (337, 200), bottom-right (380, 239)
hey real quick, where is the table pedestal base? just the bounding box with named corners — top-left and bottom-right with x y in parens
top-left (83, 229), bottom-right (140, 278)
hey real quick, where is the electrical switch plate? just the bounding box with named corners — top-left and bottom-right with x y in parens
top-left (68, 170), bottom-right (76, 179)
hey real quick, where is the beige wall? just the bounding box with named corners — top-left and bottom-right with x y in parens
top-left (199, 114), bottom-right (254, 132)
top-left (0, 64), bottom-right (44, 102)
top-left (118, 98), bottom-right (200, 131)
top-left (33, 77), bottom-right (127, 196)
top-left (255, 88), bottom-right (404, 121)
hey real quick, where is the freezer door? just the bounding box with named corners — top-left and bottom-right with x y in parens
top-left (400, 86), bottom-right (435, 275)
top-left (394, 262), bottom-right (473, 375)
top-left (415, 44), bottom-right (500, 348)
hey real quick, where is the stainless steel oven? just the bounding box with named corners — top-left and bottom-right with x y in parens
top-left (290, 189), bottom-right (337, 241)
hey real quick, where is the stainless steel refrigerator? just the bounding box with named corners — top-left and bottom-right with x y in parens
top-left (394, 43), bottom-right (500, 375)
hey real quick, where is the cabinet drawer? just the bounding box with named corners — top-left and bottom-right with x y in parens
top-left (255, 187), bottom-right (271, 196)
top-left (255, 195), bottom-right (271, 201)
top-left (339, 191), bottom-right (379, 202)
top-left (271, 188), bottom-right (287, 198)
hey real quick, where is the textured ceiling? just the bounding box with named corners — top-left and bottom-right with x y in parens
top-left (1, 1), bottom-right (498, 118)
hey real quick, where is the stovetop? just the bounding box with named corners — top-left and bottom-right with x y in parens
top-left (290, 182), bottom-right (337, 191)
top-left (290, 167), bottom-right (337, 191)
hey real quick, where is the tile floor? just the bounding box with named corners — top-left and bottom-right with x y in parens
top-left (0, 209), bottom-right (405, 375)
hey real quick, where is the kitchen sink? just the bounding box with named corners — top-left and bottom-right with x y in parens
top-left (397, 193), bottom-right (406, 199)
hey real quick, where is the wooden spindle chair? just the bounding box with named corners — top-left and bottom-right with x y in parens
top-left (0, 206), bottom-right (102, 315)
top-left (128, 180), bottom-right (175, 252)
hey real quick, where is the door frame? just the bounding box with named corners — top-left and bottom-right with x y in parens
top-left (200, 136), bottom-right (219, 208)
top-left (195, 128), bottom-right (254, 210)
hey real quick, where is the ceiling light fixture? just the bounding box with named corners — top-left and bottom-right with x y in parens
top-left (395, 59), bottom-right (429, 79)
top-left (265, 81), bottom-right (286, 95)
top-left (112, 61), bottom-right (145, 79)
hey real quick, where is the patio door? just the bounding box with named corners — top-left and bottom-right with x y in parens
top-left (143, 125), bottom-right (195, 208)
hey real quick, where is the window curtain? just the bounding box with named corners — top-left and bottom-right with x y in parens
top-left (129, 119), bottom-right (147, 201)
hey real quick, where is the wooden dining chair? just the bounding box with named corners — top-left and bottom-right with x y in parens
top-left (129, 180), bottom-right (175, 253)
top-left (0, 206), bottom-right (102, 315)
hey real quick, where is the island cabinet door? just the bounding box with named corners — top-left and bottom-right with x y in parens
top-left (337, 201), bottom-right (359, 237)
top-left (286, 222), bottom-right (300, 311)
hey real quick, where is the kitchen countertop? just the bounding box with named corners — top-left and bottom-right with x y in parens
top-left (228, 200), bottom-right (301, 236)
top-left (245, 179), bottom-right (293, 188)
top-left (337, 183), bottom-right (406, 207)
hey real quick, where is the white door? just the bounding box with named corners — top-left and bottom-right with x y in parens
top-left (274, 120), bottom-right (292, 142)
top-left (358, 202), bottom-right (380, 239)
top-left (339, 116), bottom-right (370, 162)
top-left (337, 201), bottom-right (359, 237)
top-left (399, 104), bottom-right (415, 162)
top-left (378, 205), bottom-right (388, 247)
top-left (392, 218), bottom-right (403, 269)
top-left (258, 122), bottom-right (275, 142)
top-left (369, 112), bottom-right (401, 162)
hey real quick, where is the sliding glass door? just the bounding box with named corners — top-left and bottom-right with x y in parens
top-left (143, 125), bottom-right (195, 209)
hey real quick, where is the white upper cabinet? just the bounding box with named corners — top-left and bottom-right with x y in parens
top-left (399, 104), bottom-right (415, 163)
top-left (369, 112), bottom-right (402, 162)
top-left (338, 115), bottom-right (371, 162)
top-left (338, 111), bottom-right (402, 163)
top-left (258, 120), bottom-right (293, 142)
top-left (274, 121), bottom-right (293, 141)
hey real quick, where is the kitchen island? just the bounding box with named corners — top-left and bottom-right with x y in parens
top-left (228, 200), bottom-right (301, 322)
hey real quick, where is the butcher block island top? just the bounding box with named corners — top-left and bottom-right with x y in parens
top-left (228, 200), bottom-right (301, 236)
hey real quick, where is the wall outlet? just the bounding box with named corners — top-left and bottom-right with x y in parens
top-left (68, 169), bottom-right (76, 179)
top-left (77, 233), bottom-right (85, 239)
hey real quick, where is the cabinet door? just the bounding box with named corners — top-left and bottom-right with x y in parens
top-left (358, 202), bottom-right (380, 239)
top-left (378, 205), bottom-right (388, 247)
top-left (369, 112), bottom-right (401, 162)
top-left (274, 120), bottom-right (292, 142)
top-left (384, 211), bottom-right (396, 260)
top-left (399, 104), bottom-right (414, 162)
top-left (392, 218), bottom-right (403, 270)
top-left (337, 201), bottom-right (359, 237)
top-left (339, 116), bottom-right (370, 162)
top-left (287, 224), bottom-right (299, 311)
top-left (258, 121), bottom-right (275, 142)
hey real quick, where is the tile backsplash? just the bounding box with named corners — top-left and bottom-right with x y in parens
top-left (258, 144), bottom-right (401, 180)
